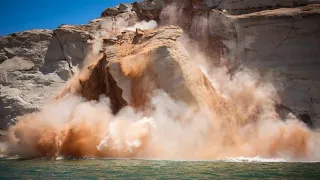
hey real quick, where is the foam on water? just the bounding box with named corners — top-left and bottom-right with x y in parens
top-left (222, 156), bottom-right (287, 163)
top-left (222, 156), bottom-right (320, 163)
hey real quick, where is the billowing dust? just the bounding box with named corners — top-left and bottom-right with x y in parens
top-left (1, 13), bottom-right (319, 161)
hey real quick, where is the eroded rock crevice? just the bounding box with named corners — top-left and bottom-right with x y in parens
top-left (52, 31), bottom-right (74, 75)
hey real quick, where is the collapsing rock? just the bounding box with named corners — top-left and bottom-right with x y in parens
top-left (3, 25), bottom-right (316, 160)
top-left (2, 0), bottom-right (320, 160)
top-left (59, 26), bottom-right (247, 126)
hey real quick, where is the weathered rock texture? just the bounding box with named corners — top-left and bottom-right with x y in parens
top-left (59, 26), bottom-right (251, 128)
top-left (203, 0), bottom-right (319, 14)
top-left (62, 27), bottom-right (215, 109)
top-left (156, 1), bottom-right (320, 128)
top-left (229, 5), bottom-right (320, 127)
top-left (0, 26), bottom-right (92, 128)
top-left (1, 0), bottom-right (320, 129)
top-left (0, 30), bottom-right (64, 128)
top-left (181, 3), bottom-right (320, 127)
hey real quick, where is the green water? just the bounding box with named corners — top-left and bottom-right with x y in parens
top-left (0, 159), bottom-right (319, 179)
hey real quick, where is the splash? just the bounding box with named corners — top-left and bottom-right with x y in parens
top-left (1, 17), bottom-right (320, 161)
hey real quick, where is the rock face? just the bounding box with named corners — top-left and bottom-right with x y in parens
top-left (0, 10), bottom-right (142, 129)
top-left (156, 1), bottom-right (320, 127)
top-left (45, 25), bottom-right (90, 76)
top-left (0, 0), bottom-right (320, 129)
top-left (0, 26), bottom-right (92, 128)
top-left (185, 4), bottom-right (320, 127)
top-left (229, 5), bottom-right (320, 127)
top-left (66, 27), bottom-right (214, 109)
top-left (208, 0), bottom-right (318, 14)
top-left (101, 3), bottom-right (133, 17)
top-left (59, 26), bottom-right (248, 127)
top-left (0, 30), bottom-right (64, 128)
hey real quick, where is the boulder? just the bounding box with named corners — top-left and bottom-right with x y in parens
top-left (101, 3), bottom-right (133, 17)
top-left (0, 57), bottom-right (34, 72)
top-left (132, 0), bottom-right (164, 20)
top-left (58, 26), bottom-right (247, 127)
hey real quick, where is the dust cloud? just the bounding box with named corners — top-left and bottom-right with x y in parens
top-left (1, 8), bottom-right (319, 161)
top-left (3, 88), bottom-right (318, 160)
top-left (125, 20), bottom-right (158, 31)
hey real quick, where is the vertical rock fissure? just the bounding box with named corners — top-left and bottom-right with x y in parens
top-left (213, 0), bottom-right (224, 9)
top-left (276, 21), bottom-right (295, 49)
top-left (53, 31), bottom-right (74, 75)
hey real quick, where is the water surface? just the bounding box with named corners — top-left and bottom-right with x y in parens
top-left (1, 158), bottom-right (319, 179)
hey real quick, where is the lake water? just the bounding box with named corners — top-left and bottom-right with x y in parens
top-left (1, 158), bottom-right (319, 179)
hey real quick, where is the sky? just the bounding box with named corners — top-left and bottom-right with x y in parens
top-left (0, 0), bottom-right (136, 36)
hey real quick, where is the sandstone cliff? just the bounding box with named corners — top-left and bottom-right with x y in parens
top-left (0, 0), bottom-right (320, 129)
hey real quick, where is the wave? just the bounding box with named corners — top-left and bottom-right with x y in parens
top-left (221, 156), bottom-right (320, 163)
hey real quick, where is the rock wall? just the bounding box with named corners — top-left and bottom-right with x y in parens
top-left (0, 0), bottom-right (320, 129)
top-left (0, 30), bottom-right (64, 128)
top-left (230, 5), bottom-right (320, 127)
top-left (0, 26), bottom-right (91, 128)
top-left (212, 0), bottom-right (318, 14)
top-left (157, 1), bottom-right (320, 127)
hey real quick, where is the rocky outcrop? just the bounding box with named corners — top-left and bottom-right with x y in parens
top-left (0, 30), bottom-right (64, 128)
top-left (181, 3), bottom-right (320, 127)
top-left (212, 0), bottom-right (318, 14)
top-left (60, 26), bottom-right (204, 109)
top-left (1, 0), bottom-right (320, 129)
top-left (152, 1), bottom-right (320, 127)
top-left (0, 7), bottom-right (142, 129)
top-left (0, 26), bottom-right (91, 128)
top-left (58, 26), bottom-right (250, 128)
top-left (101, 3), bottom-right (133, 17)
top-left (44, 25), bottom-right (90, 76)
top-left (0, 30), bottom-right (52, 67)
